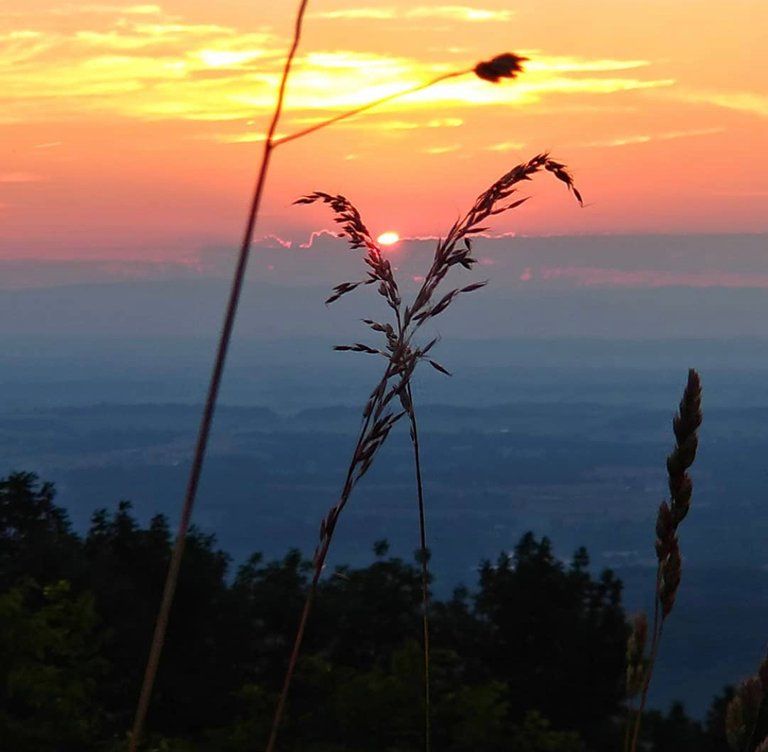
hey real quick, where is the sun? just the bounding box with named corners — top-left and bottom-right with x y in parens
top-left (376, 231), bottom-right (400, 246)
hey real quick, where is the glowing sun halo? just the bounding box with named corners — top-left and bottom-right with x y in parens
top-left (377, 231), bottom-right (400, 246)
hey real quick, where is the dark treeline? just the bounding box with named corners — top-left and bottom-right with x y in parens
top-left (0, 472), bottom-right (731, 751)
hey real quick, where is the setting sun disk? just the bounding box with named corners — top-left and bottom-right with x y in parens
top-left (377, 231), bottom-right (400, 246)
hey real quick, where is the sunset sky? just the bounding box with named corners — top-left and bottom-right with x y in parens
top-left (1, 0), bottom-right (766, 261)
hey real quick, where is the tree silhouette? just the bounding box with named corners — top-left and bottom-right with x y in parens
top-left (1, 472), bottom-right (732, 751)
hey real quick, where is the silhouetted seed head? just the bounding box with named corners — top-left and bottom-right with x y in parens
top-left (726, 695), bottom-right (747, 752)
top-left (667, 369), bottom-right (702, 526)
top-left (655, 501), bottom-right (675, 561)
top-left (722, 665), bottom-right (768, 752)
top-left (626, 665), bottom-right (645, 699)
top-left (298, 158), bottom-right (582, 589)
top-left (632, 612), bottom-right (648, 651)
top-left (674, 369), bottom-right (703, 442)
top-left (659, 540), bottom-right (681, 618)
top-left (654, 369), bottom-right (702, 623)
top-left (759, 651), bottom-right (768, 688)
top-left (740, 676), bottom-right (764, 725)
top-left (726, 679), bottom-right (764, 752)
top-left (474, 52), bottom-right (528, 82)
top-left (625, 612), bottom-right (649, 697)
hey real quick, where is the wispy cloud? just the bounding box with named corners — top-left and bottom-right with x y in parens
top-left (485, 141), bottom-right (526, 151)
top-left (0, 4), bottom-right (162, 17)
top-left (61, 4), bottom-right (163, 14)
top-left (310, 8), bottom-right (397, 20)
top-left (0, 6), bottom-right (675, 126)
top-left (406, 6), bottom-right (515, 21)
top-left (312, 6), bottom-right (515, 22)
top-left (318, 116), bottom-right (464, 132)
top-left (538, 266), bottom-right (768, 289)
top-left (526, 56), bottom-right (650, 73)
top-left (677, 90), bottom-right (768, 118)
top-left (423, 144), bottom-right (461, 154)
top-left (212, 132), bottom-right (281, 144)
top-left (0, 16), bottom-right (279, 122)
top-left (580, 127), bottom-right (723, 148)
top-left (517, 76), bottom-right (675, 97)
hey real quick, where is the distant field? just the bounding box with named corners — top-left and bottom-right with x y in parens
top-left (3, 340), bottom-right (768, 718)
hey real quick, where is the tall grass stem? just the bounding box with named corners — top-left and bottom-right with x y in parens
top-left (264, 355), bottom-right (401, 751)
top-left (126, 2), bottom-right (311, 749)
top-left (274, 70), bottom-right (470, 147)
top-left (406, 383), bottom-right (432, 752)
top-left (626, 369), bottom-right (701, 752)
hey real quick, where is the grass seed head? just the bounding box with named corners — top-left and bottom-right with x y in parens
top-left (759, 650), bottom-right (768, 688)
top-left (726, 694), bottom-right (747, 752)
top-left (667, 369), bottom-right (702, 526)
top-left (655, 501), bottom-right (675, 561)
top-left (474, 52), bottom-right (528, 82)
top-left (659, 540), bottom-right (682, 618)
top-left (625, 612), bottom-right (649, 697)
top-left (740, 676), bottom-right (764, 723)
top-left (299, 157), bottom-right (583, 588)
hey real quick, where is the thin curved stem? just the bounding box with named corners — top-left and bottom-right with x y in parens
top-left (265, 428), bottom-right (369, 751)
top-left (627, 569), bottom-right (663, 752)
top-left (264, 566), bottom-right (321, 752)
top-left (266, 347), bottom-right (404, 750)
top-left (126, 2), bottom-right (311, 749)
top-left (406, 383), bottom-right (432, 752)
top-left (273, 69), bottom-right (471, 148)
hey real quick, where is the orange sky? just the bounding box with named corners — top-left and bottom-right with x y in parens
top-left (1, 0), bottom-right (767, 260)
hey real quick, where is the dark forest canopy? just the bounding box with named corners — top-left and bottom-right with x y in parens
top-left (0, 471), bottom-right (732, 751)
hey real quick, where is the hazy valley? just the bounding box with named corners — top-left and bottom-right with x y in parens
top-left (3, 319), bottom-right (768, 717)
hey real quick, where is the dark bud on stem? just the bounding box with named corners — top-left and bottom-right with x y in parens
top-left (474, 52), bottom-right (528, 83)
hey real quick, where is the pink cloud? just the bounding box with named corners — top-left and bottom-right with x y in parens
top-left (256, 234), bottom-right (293, 249)
top-left (539, 266), bottom-right (768, 288)
top-left (298, 229), bottom-right (340, 249)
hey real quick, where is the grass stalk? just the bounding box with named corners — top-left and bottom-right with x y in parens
top-left (266, 156), bottom-right (581, 751)
top-left (126, 2), bottom-right (311, 748)
top-left (626, 369), bottom-right (702, 752)
top-left (264, 354), bottom-right (406, 752)
top-left (274, 52), bottom-right (530, 148)
top-left (117, 4), bottom-right (550, 745)
top-left (628, 599), bottom-right (663, 751)
top-left (724, 653), bottom-right (768, 752)
top-left (406, 382), bottom-right (432, 752)
top-left (273, 70), bottom-right (470, 148)
top-left (127, 9), bottom-right (532, 749)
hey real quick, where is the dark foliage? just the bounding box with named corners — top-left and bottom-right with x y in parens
top-left (0, 471), bottom-right (80, 589)
top-left (0, 471), bottom-right (729, 750)
top-left (641, 702), bottom-right (709, 752)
